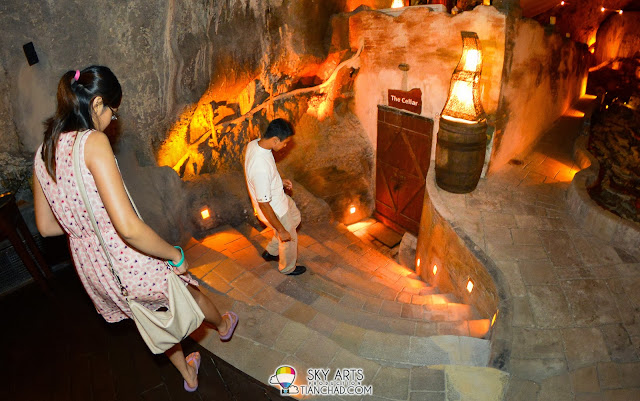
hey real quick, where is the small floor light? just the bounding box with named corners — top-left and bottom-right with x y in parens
top-left (350, 205), bottom-right (356, 214)
top-left (432, 264), bottom-right (438, 275)
top-left (201, 207), bottom-right (210, 220)
top-left (466, 279), bottom-right (474, 293)
top-left (416, 258), bottom-right (421, 268)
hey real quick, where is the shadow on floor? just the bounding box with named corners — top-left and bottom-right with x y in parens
top-left (0, 265), bottom-right (286, 401)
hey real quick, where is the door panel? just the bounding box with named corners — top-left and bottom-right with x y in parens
top-left (375, 106), bottom-right (433, 235)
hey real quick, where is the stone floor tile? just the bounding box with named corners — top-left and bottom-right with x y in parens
top-left (515, 215), bottom-right (552, 230)
top-left (571, 365), bottom-right (601, 393)
top-left (512, 296), bottom-right (536, 327)
top-left (338, 293), bottom-right (367, 309)
top-left (282, 302), bottom-right (317, 325)
top-left (620, 277), bottom-right (640, 309)
top-left (409, 392), bottom-right (445, 401)
top-left (363, 297), bottom-right (383, 314)
top-left (185, 242), bottom-right (211, 261)
top-left (414, 322), bottom-right (438, 337)
top-left (618, 362), bottom-right (640, 387)
top-left (308, 242), bottom-right (333, 258)
top-left (369, 366), bottom-right (410, 401)
top-left (602, 388), bottom-right (640, 401)
top-left (505, 377), bottom-right (540, 401)
top-left (537, 373), bottom-right (573, 401)
top-left (306, 312), bottom-right (338, 338)
top-left (597, 362), bottom-right (623, 390)
top-left (495, 261), bottom-right (527, 297)
top-left (330, 323), bottom-right (366, 354)
top-left (561, 279), bottom-right (620, 325)
top-left (511, 328), bottom-right (565, 359)
top-left (538, 230), bottom-right (583, 267)
top-left (295, 332), bottom-right (340, 367)
top-left (227, 288), bottom-right (257, 306)
top-left (562, 327), bottom-right (611, 370)
top-left (379, 299), bottom-right (403, 317)
top-left (298, 233), bottom-right (317, 248)
top-left (572, 237), bottom-right (624, 267)
top-left (555, 266), bottom-right (595, 280)
top-left (401, 303), bottom-right (423, 319)
top-left (527, 285), bottom-right (574, 327)
top-left (487, 243), bottom-right (548, 262)
top-left (231, 272), bottom-right (266, 298)
top-left (616, 263), bottom-right (640, 277)
top-left (201, 270), bottom-right (233, 294)
top-left (518, 260), bottom-right (558, 285)
top-left (481, 211), bottom-right (517, 228)
top-left (511, 228), bottom-right (543, 246)
top-left (276, 279), bottom-right (319, 305)
top-left (600, 324), bottom-right (638, 363)
top-left (224, 237), bottom-right (253, 253)
top-left (273, 321), bottom-right (311, 354)
top-left (213, 258), bottom-right (246, 282)
top-left (192, 247), bottom-right (227, 269)
top-left (359, 331), bottom-right (410, 362)
top-left (575, 394), bottom-right (605, 401)
top-left (510, 358), bottom-right (568, 382)
top-left (328, 348), bottom-right (381, 387)
top-left (253, 286), bottom-right (295, 314)
top-left (484, 225), bottom-right (513, 245)
top-left (261, 268), bottom-right (288, 287)
top-left (410, 336), bottom-right (459, 365)
top-left (410, 366), bottom-right (445, 391)
top-left (232, 303), bottom-right (287, 347)
top-left (436, 321), bottom-right (469, 336)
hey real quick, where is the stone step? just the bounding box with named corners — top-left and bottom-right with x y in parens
top-left (188, 287), bottom-right (506, 401)
top-left (191, 252), bottom-right (490, 340)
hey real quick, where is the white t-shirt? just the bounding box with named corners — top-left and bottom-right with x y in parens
top-left (244, 139), bottom-right (289, 223)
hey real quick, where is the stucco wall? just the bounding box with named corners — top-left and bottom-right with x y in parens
top-left (489, 18), bottom-right (588, 172)
top-left (343, 5), bottom-right (506, 150)
top-left (594, 12), bottom-right (640, 64)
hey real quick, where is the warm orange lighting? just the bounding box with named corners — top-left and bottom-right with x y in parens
top-left (349, 206), bottom-right (356, 214)
top-left (441, 32), bottom-right (485, 123)
top-left (560, 0), bottom-right (565, 5)
top-left (391, 0), bottom-right (404, 8)
top-left (416, 258), bottom-right (421, 267)
top-left (201, 207), bottom-right (210, 220)
top-left (491, 310), bottom-right (498, 326)
top-left (601, 6), bottom-right (605, 12)
top-left (432, 265), bottom-right (438, 275)
top-left (618, 9), bottom-right (623, 14)
top-left (466, 279), bottom-right (474, 293)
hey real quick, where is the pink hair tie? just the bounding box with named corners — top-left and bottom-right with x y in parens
top-left (72, 69), bottom-right (80, 83)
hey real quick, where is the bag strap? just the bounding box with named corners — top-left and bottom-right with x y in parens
top-left (72, 129), bottom-right (139, 297)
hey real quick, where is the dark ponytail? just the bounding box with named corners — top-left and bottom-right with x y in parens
top-left (42, 65), bottom-right (122, 181)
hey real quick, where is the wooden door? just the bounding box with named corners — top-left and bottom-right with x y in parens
top-left (375, 105), bottom-right (433, 235)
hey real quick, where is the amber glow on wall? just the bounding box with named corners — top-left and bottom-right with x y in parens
top-left (466, 279), bottom-right (474, 293)
top-left (432, 264), bottom-right (437, 275)
top-left (349, 205), bottom-right (357, 214)
top-left (416, 258), bottom-right (421, 267)
top-left (391, 0), bottom-right (404, 8)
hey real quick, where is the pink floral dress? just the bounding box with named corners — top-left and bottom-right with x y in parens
top-left (34, 130), bottom-right (197, 322)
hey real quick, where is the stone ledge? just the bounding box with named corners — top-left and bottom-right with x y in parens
top-left (568, 136), bottom-right (640, 249)
top-left (417, 166), bottom-right (514, 373)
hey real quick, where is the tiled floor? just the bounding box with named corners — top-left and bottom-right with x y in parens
top-left (0, 266), bottom-right (286, 401)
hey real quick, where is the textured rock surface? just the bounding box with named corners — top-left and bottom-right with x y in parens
top-left (595, 12), bottom-right (640, 64)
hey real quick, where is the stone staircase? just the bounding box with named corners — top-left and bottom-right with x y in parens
top-left (185, 222), bottom-right (508, 400)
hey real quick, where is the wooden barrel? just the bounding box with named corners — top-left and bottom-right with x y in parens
top-left (435, 118), bottom-right (487, 194)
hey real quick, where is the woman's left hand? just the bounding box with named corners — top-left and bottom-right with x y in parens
top-left (173, 258), bottom-right (190, 275)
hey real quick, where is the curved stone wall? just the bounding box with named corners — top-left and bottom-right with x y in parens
top-left (416, 166), bottom-right (513, 370)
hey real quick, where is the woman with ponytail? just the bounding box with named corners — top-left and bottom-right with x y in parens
top-left (33, 66), bottom-right (238, 392)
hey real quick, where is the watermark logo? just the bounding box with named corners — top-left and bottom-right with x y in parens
top-left (268, 365), bottom-right (373, 397)
top-left (269, 365), bottom-right (299, 395)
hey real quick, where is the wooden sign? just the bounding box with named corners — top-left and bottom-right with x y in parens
top-left (388, 88), bottom-right (422, 114)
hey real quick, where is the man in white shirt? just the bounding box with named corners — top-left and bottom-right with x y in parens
top-left (244, 119), bottom-right (306, 275)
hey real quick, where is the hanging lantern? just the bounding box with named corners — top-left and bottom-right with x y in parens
top-left (435, 31), bottom-right (488, 194)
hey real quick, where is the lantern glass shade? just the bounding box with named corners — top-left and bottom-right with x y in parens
top-left (441, 32), bottom-right (485, 123)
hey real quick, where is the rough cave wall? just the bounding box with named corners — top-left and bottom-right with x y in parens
top-left (488, 18), bottom-right (588, 172)
top-left (594, 12), bottom-right (640, 64)
top-left (0, 0), bottom-right (354, 241)
top-left (339, 5), bottom-right (506, 150)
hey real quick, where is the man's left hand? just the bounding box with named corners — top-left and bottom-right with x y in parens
top-left (282, 179), bottom-right (293, 191)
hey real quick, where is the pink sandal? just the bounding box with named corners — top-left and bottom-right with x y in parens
top-left (219, 312), bottom-right (239, 342)
top-left (184, 352), bottom-right (201, 392)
